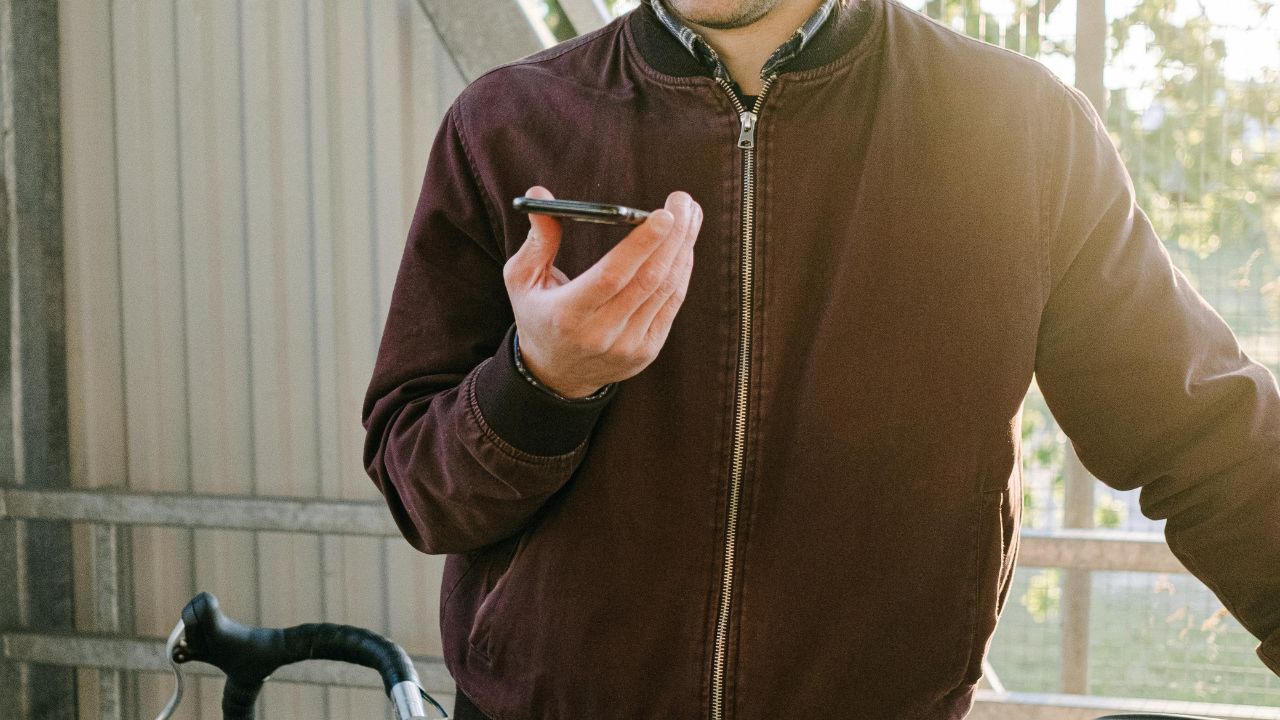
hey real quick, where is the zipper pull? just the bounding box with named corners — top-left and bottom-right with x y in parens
top-left (737, 111), bottom-right (757, 149)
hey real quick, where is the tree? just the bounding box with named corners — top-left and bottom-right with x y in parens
top-left (1105, 1), bottom-right (1280, 347)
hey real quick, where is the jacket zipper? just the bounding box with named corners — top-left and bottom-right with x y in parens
top-left (710, 72), bottom-right (777, 720)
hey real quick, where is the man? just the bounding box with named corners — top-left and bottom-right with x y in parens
top-left (362, 0), bottom-right (1280, 718)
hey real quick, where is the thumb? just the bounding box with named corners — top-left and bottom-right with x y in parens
top-left (509, 186), bottom-right (563, 288)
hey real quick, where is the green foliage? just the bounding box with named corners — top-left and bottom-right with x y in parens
top-left (920, 1), bottom-right (1073, 57)
top-left (540, 0), bottom-right (578, 41)
top-left (1020, 388), bottom-right (1066, 529)
top-left (1093, 490), bottom-right (1128, 528)
top-left (1021, 568), bottom-right (1063, 622)
top-left (1108, 6), bottom-right (1273, 206)
top-left (917, 1), bottom-right (1280, 340)
top-left (1105, 1), bottom-right (1280, 336)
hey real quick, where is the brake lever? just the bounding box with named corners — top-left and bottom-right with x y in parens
top-left (153, 619), bottom-right (188, 720)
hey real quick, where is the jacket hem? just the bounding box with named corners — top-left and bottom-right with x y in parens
top-left (454, 678), bottom-right (508, 720)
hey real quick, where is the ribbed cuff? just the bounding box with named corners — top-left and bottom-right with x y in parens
top-left (472, 325), bottom-right (618, 457)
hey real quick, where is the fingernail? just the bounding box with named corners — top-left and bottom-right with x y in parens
top-left (650, 209), bottom-right (674, 233)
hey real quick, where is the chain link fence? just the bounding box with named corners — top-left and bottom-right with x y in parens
top-left (893, 0), bottom-right (1280, 705)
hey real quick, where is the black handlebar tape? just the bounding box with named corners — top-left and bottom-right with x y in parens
top-left (220, 677), bottom-right (266, 720)
top-left (179, 592), bottom-right (422, 720)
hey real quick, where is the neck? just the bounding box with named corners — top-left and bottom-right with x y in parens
top-left (683, 0), bottom-right (824, 94)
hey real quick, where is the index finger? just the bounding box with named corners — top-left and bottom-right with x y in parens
top-left (568, 192), bottom-right (692, 312)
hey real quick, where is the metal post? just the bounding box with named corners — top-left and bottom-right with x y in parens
top-left (1005, 10), bottom-right (1021, 53)
top-left (1025, 2), bottom-right (1041, 57)
top-left (1060, 1), bottom-right (1106, 693)
top-left (965, 0), bottom-right (981, 37)
top-left (1060, 444), bottom-right (1095, 695)
top-left (0, 152), bottom-right (25, 720)
top-left (0, 0), bottom-right (76, 716)
top-left (984, 13), bottom-right (1000, 45)
top-left (89, 525), bottom-right (125, 720)
top-left (411, 0), bottom-right (544, 81)
top-left (557, 0), bottom-right (610, 34)
top-left (0, 518), bottom-right (23, 719)
top-left (1076, 0), bottom-right (1107, 111)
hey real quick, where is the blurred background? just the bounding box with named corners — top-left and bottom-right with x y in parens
top-left (0, 0), bottom-right (1277, 718)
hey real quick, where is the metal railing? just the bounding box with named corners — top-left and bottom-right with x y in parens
top-left (4, 486), bottom-right (1279, 719)
top-left (0, 486), bottom-right (1183, 571)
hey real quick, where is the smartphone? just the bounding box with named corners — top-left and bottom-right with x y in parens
top-left (513, 197), bottom-right (651, 226)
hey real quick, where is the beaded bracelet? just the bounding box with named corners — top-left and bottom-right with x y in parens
top-left (512, 330), bottom-right (614, 403)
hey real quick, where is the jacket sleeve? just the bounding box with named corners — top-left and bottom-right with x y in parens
top-left (1033, 80), bottom-right (1280, 675)
top-left (362, 104), bottom-right (617, 555)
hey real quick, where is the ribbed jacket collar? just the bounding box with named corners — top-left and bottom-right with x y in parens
top-left (628, 0), bottom-right (878, 81)
top-left (646, 0), bottom-right (839, 82)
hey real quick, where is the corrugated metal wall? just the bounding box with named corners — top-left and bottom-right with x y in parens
top-left (59, 0), bottom-right (466, 716)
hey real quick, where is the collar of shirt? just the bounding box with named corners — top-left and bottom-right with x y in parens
top-left (645, 0), bottom-right (840, 84)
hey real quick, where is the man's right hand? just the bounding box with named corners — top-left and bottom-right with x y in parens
top-left (502, 186), bottom-right (703, 399)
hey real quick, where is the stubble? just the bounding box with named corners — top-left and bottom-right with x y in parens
top-left (665, 0), bottom-right (784, 30)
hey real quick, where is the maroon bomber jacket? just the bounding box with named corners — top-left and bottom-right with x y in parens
top-left (362, 1), bottom-right (1280, 718)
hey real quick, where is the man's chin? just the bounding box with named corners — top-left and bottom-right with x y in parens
top-left (669, 0), bottom-right (780, 30)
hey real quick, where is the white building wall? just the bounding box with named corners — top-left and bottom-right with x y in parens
top-left (59, 1), bottom-right (475, 716)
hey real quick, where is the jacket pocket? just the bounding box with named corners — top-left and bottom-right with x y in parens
top-left (466, 526), bottom-right (533, 661)
top-left (960, 481), bottom-right (1019, 687)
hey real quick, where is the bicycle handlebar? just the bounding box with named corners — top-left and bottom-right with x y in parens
top-left (175, 591), bottom-right (437, 720)
top-left (161, 592), bottom-right (1219, 720)
top-left (1097, 716), bottom-right (1223, 719)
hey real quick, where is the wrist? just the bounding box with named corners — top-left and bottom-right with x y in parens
top-left (513, 330), bottom-right (610, 401)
